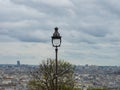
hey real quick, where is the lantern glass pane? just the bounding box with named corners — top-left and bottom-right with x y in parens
top-left (53, 39), bottom-right (60, 46)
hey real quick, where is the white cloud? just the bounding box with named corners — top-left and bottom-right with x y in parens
top-left (0, 42), bottom-right (53, 64)
top-left (32, 0), bottom-right (74, 7)
top-left (0, 0), bottom-right (46, 21)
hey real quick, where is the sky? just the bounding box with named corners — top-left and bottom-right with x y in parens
top-left (0, 0), bottom-right (120, 66)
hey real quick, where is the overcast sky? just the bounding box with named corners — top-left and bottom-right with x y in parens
top-left (0, 0), bottom-right (120, 66)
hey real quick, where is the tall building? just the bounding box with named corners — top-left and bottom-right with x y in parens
top-left (17, 61), bottom-right (20, 66)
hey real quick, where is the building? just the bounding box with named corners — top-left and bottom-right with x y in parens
top-left (17, 61), bottom-right (20, 67)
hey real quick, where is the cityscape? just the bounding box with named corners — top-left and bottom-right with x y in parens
top-left (0, 61), bottom-right (119, 90)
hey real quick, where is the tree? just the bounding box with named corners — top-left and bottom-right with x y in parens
top-left (28, 58), bottom-right (75, 90)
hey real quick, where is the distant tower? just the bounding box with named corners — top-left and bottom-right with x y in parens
top-left (17, 61), bottom-right (20, 66)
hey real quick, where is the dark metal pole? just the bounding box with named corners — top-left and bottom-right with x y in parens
top-left (55, 46), bottom-right (58, 90)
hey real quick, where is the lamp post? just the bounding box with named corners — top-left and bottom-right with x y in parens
top-left (51, 27), bottom-right (61, 90)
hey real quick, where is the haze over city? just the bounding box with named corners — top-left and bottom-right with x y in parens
top-left (0, 0), bottom-right (120, 66)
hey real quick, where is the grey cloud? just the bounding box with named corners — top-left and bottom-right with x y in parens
top-left (0, 35), bottom-right (17, 42)
top-left (1, 0), bottom-right (120, 65)
top-left (11, 0), bottom-right (73, 18)
top-left (81, 27), bottom-right (109, 37)
top-left (0, 0), bottom-right (46, 22)
top-left (10, 34), bottom-right (48, 43)
top-left (0, 29), bottom-right (49, 42)
top-left (1, 0), bottom-right (120, 44)
top-left (98, 0), bottom-right (120, 18)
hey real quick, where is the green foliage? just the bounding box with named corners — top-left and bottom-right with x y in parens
top-left (28, 80), bottom-right (46, 90)
top-left (27, 58), bottom-right (75, 90)
top-left (73, 88), bottom-right (81, 90)
top-left (87, 88), bottom-right (108, 90)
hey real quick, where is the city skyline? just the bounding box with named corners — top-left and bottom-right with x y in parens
top-left (0, 0), bottom-right (120, 66)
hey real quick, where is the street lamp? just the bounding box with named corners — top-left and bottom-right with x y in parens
top-left (51, 27), bottom-right (61, 90)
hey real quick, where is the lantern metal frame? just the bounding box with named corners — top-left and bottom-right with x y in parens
top-left (51, 27), bottom-right (61, 47)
